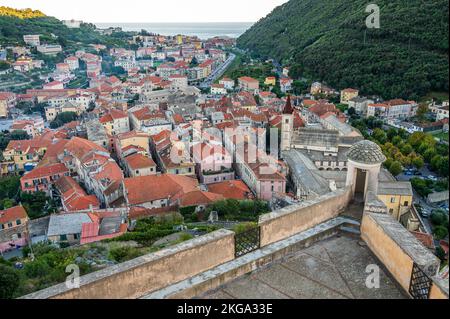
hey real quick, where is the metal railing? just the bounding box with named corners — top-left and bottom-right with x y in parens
top-left (234, 226), bottom-right (260, 258)
top-left (409, 262), bottom-right (432, 299)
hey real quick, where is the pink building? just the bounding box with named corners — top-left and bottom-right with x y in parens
top-left (43, 81), bottom-right (64, 90)
top-left (192, 142), bottom-right (234, 184)
top-left (20, 163), bottom-right (69, 194)
top-left (0, 206), bottom-right (29, 253)
top-left (56, 63), bottom-right (70, 73)
top-left (80, 212), bottom-right (127, 245)
top-left (235, 143), bottom-right (287, 201)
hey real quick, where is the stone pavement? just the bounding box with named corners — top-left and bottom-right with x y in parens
top-left (199, 235), bottom-right (407, 299)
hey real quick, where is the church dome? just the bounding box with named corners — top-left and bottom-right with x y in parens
top-left (346, 140), bottom-right (386, 165)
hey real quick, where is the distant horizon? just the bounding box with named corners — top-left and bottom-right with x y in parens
top-left (93, 22), bottom-right (254, 39)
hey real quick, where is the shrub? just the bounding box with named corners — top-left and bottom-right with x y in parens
top-left (233, 222), bottom-right (258, 234)
top-left (430, 210), bottom-right (447, 226)
top-left (109, 247), bottom-right (142, 263)
top-left (0, 264), bottom-right (20, 299)
top-left (433, 226), bottom-right (449, 240)
top-left (24, 259), bottom-right (51, 278)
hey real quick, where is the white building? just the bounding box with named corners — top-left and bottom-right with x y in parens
top-left (62, 20), bottom-right (83, 28)
top-left (37, 44), bottom-right (62, 56)
top-left (211, 84), bottom-right (227, 95)
top-left (23, 35), bottom-right (40, 46)
top-left (64, 56), bottom-right (79, 70)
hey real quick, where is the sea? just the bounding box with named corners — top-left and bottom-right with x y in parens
top-left (94, 22), bottom-right (253, 39)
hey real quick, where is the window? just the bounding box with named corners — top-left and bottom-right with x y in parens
top-left (7, 222), bottom-right (13, 228)
top-left (404, 201), bottom-right (409, 207)
top-left (74, 233), bottom-right (79, 240)
top-left (60, 234), bottom-right (67, 241)
top-left (389, 209), bottom-right (394, 214)
top-left (390, 197), bottom-right (396, 203)
top-left (18, 233), bottom-right (22, 239)
top-left (16, 219), bottom-right (21, 226)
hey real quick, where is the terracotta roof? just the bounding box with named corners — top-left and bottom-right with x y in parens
top-left (99, 109), bottom-right (128, 123)
top-left (125, 153), bottom-right (156, 169)
top-left (0, 206), bottom-right (28, 224)
top-left (411, 231), bottom-right (435, 249)
top-left (179, 190), bottom-right (223, 207)
top-left (283, 95), bottom-right (294, 114)
top-left (342, 88), bottom-right (359, 93)
top-left (207, 180), bottom-right (253, 200)
top-left (124, 174), bottom-right (198, 205)
top-left (309, 102), bottom-right (338, 117)
top-left (21, 163), bottom-right (68, 180)
top-left (238, 76), bottom-right (259, 83)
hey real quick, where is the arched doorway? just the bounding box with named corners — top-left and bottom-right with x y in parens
top-left (354, 168), bottom-right (367, 202)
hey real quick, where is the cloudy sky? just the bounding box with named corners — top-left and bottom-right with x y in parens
top-left (0, 0), bottom-right (289, 22)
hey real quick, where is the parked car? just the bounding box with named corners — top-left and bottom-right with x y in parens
top-left (421, 209), bottom-right (431, 218)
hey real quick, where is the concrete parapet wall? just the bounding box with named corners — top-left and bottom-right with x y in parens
top-left (429, 277), bottom-right (449, 299)
top-left (22, 229), bottom-right (235, 299)
top-left (258, 187), bottom-right (352, 247)
top-left (361, 213), bottom-right (445, 298)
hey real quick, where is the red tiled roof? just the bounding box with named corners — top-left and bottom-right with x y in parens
top-left (0, 206), bottom-right (28, 224)
top-left (124, 174), bottom-right (198, 205)
top-left (238, 76), bottom-right (259, 83)
top-left (342, 88), bottom-right (359, 93)
top-left (411, 231), bottom-right (435, 249)
top-left (207, 180), bottom-right (253, 200)
top-left (125, 153), bottom-right (156, 169)
top-left (179, 190), bottom-right (223, 207)
top-left (22, 163), bottom-right (68, 180)
top-left (283, 95), bottom-right (294, 114)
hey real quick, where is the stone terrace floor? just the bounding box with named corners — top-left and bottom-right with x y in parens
top-left (198, 235), bottom-right (407, 299)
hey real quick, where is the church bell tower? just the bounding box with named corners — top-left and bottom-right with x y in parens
top-left (281, 95), bottom-right (294, 152)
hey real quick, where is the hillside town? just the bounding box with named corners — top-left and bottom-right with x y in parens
top-left (0, 24), bottom-right (449, 299)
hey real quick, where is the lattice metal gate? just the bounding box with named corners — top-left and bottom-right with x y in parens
top-left (234, 227), bottom-right (260, 258)
top-left (409, 263), bottom-right (432, 299)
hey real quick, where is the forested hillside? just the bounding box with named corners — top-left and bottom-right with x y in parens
top-left (0, 7), bottom-right (131, 50)
top-left (237, 0), bottom-right (449, 100)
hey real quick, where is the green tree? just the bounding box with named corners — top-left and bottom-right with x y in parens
top-left (400, 143), bottom-right (413, 156)
top-left (384, 158), bottom-right (393, 170)
top-left (0, 175), bottom-right (20, 199)
top-left (433, 226), bottom-right (449, 240)
top-left (386, 128), bottom-right (397, 140)
top-left (372, 128), bottom-right (387, 144)
top-left (0, 264), bottom-right (19, 299)
top-left (411, 157), bottom-right (424, 170)
top-left (389, 161), bottom-right (403, 176)
top-left (415, 103), bottom-right (429, 122)
top-left (430, 210), bottom-right (447, 226)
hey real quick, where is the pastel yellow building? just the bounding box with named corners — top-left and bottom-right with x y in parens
top-left (116, 131), bottom-right (150, 156)
top-left (2, 140), bottom-right (47, 171)
top-left (264, 76), bottom-right (276, 86)
top-left (377, 182), bottom-right (413, 221)
top-left (340, 88), bottom-right (359, 104)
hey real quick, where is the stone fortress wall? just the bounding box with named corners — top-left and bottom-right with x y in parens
top-left (23, 186), bottom-right (448, 299)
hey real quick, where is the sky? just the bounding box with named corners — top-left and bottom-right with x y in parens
top-left (0, 0), bottom-right (289, 23)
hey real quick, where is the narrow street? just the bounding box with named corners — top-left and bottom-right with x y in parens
top-left (199, 53), bottom-right (236, 89)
